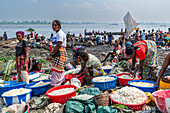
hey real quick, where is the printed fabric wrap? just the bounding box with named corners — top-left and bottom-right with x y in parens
top-left (52, 47), bottom-right (67, 72)
top-left (93, 65), bottom-right (105, 76)
top-left (144, 40), bottom-right (158, 67)
top-left (85, 54), bottom-right (104, 76)
top-left (140, 40), bottom-right (158, 79)
top-left (16, 55), bottom-right (28, 74)
top-left (72, 46), bottom-right (85, 59)
top-left (51, 47), bottom-right (67, 86)
top-left (72, 46), bottom-right (85, 65)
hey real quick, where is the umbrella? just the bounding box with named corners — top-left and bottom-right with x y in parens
top-left (26, 28), bottom-right (35, 32)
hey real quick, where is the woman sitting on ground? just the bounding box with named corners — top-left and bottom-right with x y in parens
top-left (77, 52), bottom-right (104, 84)
top-left (155, 53), bottom-right (170, 86)
top-left (28, 57), bottom-right (41, 72)
top-left (102, 40), bottom-right (121, 63)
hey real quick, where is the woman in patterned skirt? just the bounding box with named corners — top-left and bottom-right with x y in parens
top-left (125, 40), bottom-right (158, 80)
top-left (47, 20), bottom-right (67, 87)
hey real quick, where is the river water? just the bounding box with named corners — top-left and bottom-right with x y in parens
top-left (0, 23), bottom-right (170, 39)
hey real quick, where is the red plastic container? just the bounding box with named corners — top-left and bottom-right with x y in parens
top-left (65, 74), bottom-right (85, 84)
top-left (152, 90), bottom-right (170, 113)
top-left (110, 92), bottom-right (148, 111)
top-left (12, 76), bottom-right (17, 80)
top-left (115, 73), bottom-right (142, 86)
top-left (46, 85), bottom-right (77, 105)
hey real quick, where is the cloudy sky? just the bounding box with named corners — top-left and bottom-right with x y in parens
top-left (0, 0), bottom-right (170, 23)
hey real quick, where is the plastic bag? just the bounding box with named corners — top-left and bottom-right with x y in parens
top-left (65, 63), bottom-right (75, 71)
top-left (71, 78), bottom-right (81, 88)
top-left (21, 71), bottom-right (29, 84)
top-left (97, 106), bottom-right (118, 113)
top-left (79, 87), bottom-right (100, 96)
top-left (2, 102), bottom-right (26, 113)
top-left (65, 98), bottom-right (96, 113)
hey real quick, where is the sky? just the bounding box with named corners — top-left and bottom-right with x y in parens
top-left (0, 0), bottom-right (170, 23)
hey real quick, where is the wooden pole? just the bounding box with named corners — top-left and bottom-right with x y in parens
top-left (123, 28), bottom-right (127, 48)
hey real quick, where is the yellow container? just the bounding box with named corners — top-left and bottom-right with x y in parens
top-left (159, 79), bottom-right (170, 89)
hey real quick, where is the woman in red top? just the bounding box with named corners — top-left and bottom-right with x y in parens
top-left (30, 31), bottom-right (33, 38)
top-left (125, 40), bottom-right (158, 80)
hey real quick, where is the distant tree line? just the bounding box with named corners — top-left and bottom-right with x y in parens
top-left (0, 20), bottom-right (51, 24)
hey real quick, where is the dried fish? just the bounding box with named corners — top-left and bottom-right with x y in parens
top-left (93, 76), bottom-right (115, 82)
top-left (119, 75), bottom-right (138, 79)
top-left (45, 103), bottom-right (63, 113)
top-left (130, 82), bottom-right (154, 87)
top-left (102, 65), bottom-right (112, 69)
top-left (2, 88), bottom-right (31, 96)
top-left (48, 88), bottom-right (75, 95)
top-left (111, 87), bottom-right (146, 105)
top-left (30, 81), bottom-right (50, 87)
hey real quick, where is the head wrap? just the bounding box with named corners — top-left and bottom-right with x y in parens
top-left (16, 31), bottom-right (24, 38)
top-left (125, 42), bottom-right (133, 48)
top-left (125, 45), bottom-right (135, 55)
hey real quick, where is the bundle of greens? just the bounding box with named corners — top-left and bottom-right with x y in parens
top-left (3, 59), bottom-right (16, 81)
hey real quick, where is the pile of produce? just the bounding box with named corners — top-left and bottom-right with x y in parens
top-left (130, 82), bottom-right (154, 87)
top-left (45, 103), bottom-right (63, 113)
top-left (48, 88), bottom-right (75, 95)
top-left (2, 88), bottom-right (31, 96)
top-left (93, 76), bottom-right (115, 82)
top-left (111, 86), bottom-right (147, 105)
top-left (118, 75), bottom-right (138, 79)
top-left (30, 81), bottom-right (51, 87)
top-left (3, 59), bottom-right (16, 81)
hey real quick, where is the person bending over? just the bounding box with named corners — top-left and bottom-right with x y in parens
top-left (77, 52), bottom-right (104, 84)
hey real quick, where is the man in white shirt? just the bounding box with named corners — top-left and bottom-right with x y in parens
top-left (141, 30), bottom-right (146, 40)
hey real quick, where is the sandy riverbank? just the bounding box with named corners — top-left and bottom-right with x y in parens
top-left (0, 44), bottom-right (168, 68)
top-left (0, 44), bottom-right (169, 112)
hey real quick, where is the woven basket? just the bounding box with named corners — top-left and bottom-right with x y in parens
top-left (94, 93), bottom-right (109, 106)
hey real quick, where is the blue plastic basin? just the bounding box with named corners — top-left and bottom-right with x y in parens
top-left (128, 80), bottom-right (158, 93)
top-left (1, 88), bottom-right (32, 106)
top-left (0, 81), bottom-right (26, 96)
top-left (91, 75), bottom-right (117, 91)
top-left (25, 80), bottom-right (51, 96)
